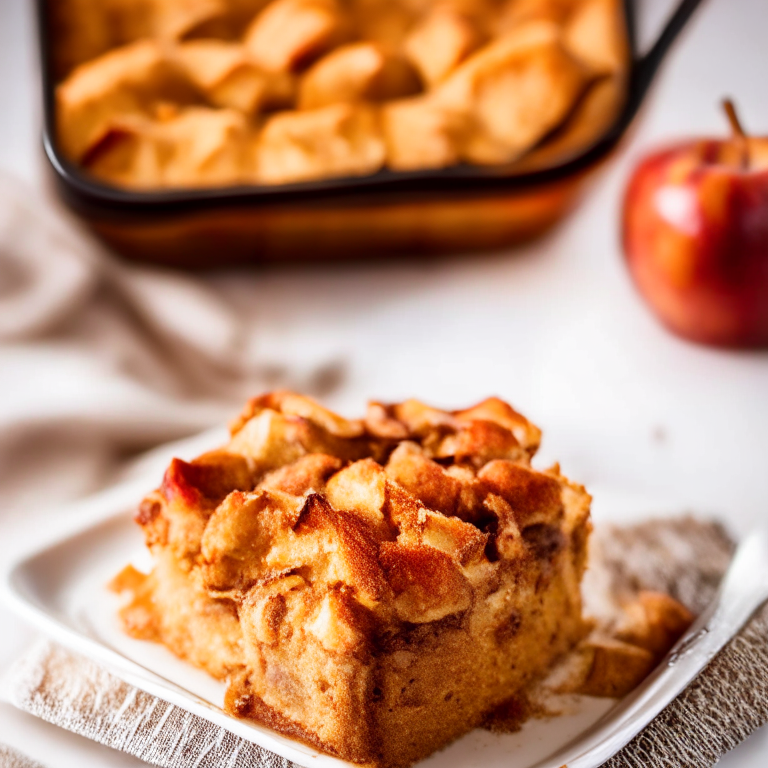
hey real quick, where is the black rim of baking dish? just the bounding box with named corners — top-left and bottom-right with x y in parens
top-left (37, 0), bottom-right (705, 214)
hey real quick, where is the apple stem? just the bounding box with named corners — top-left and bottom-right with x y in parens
top-left (722, 98), bottom-right (750, 170)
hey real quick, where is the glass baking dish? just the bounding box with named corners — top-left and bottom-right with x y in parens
top-left (36, 0), bottom-right (703, 267)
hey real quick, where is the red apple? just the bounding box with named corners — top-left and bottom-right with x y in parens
top-left (622, 101), bottom-right (768, 347)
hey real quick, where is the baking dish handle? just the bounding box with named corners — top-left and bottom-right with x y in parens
top-left (631, 0), bottom-right (707, 101)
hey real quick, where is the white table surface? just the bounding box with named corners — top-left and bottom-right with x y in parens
top-left (1, 0), bottom-right (767, 764)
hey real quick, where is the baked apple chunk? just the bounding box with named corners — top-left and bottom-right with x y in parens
top-left (114, 393), bottom-right (592, 767)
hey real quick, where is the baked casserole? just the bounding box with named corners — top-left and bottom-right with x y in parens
top-left (53, 0), bottom-right (629, 188)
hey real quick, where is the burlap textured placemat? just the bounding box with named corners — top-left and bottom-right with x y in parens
top-left (4, 518), bottom-right (768, 768)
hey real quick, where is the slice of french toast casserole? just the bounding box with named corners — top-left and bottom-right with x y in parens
top-left (114, 392), bottom-right (591, 767)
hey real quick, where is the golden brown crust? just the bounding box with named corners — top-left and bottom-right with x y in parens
top-left (115, 393), bottom-right (593, 767)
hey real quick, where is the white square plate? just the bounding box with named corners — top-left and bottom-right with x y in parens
top-left (0, 467), bottom-right (684, 768)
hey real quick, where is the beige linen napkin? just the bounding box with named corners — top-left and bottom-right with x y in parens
top-left (0, 745), bottom-right (44, 768)
top-left (4, 517), bottom-right (768, 768)
top-left (0, 173), bottom-right (343, 516)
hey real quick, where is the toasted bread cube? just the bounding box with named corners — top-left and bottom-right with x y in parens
top-left (272, 391), bottom-right (365, 436)
top-left (573, 637), bottom-right (657, 698)
top-left (156, 106), bottom-right (254, 186)
top-left (56, 40), bottom-right (197, 161)
top-left (87, 105), bottom-right (255, 189)
top-left (508, 73), bottom-right (625, 172)
top-left (201, 489), bottom-right (306, 590)
top-left (244, 0), bottom-right (347, 72)
top-left (228, 408), bottom-right (312, 468)
top-left (230, 399), bottom-right (372, 463)
top-left (175, 40), bottom-right (247, 89)
top-left (324, 459), bottom-right (390, 535)
top-left (393, 398), bottom-right (460, 434)
top-left (381, 540), bottom-right (472, 623)
top-left (436, 21), bottom-right (588, 163)
top-left (383, 96), bottom-right (464, 171)
top-left (435, 419), bottom-right (528, 466)
top-left (175, 40), bottom-right (295, 113)
top-left (455, 396), bottom-right (542, 451)
top-left (261, 453), bottom-right (343, 495)
top-left (386, 442), bottom-right (465, 517)
top-left (478, 461), bottom-right (564, 528)
top-left (298, 42), bottom-right (420, 109)
top-left (83, 120), bottom-right (165, 189)
top-left (397, 507), bottom-right (488, 567)
top-left (257, 103), bottom-right (385, 184)
top-left (404, 8), bottom-right (482, 86)
top-left (564, 0), bottom-right (628, 75)
top-left (616, 591), bottom-right (694, 657)
top-left (365, 402), bottom-right (411, 439)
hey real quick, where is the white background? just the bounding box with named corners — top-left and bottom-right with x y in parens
top-left (1, 0), bottom-right (767, 764)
